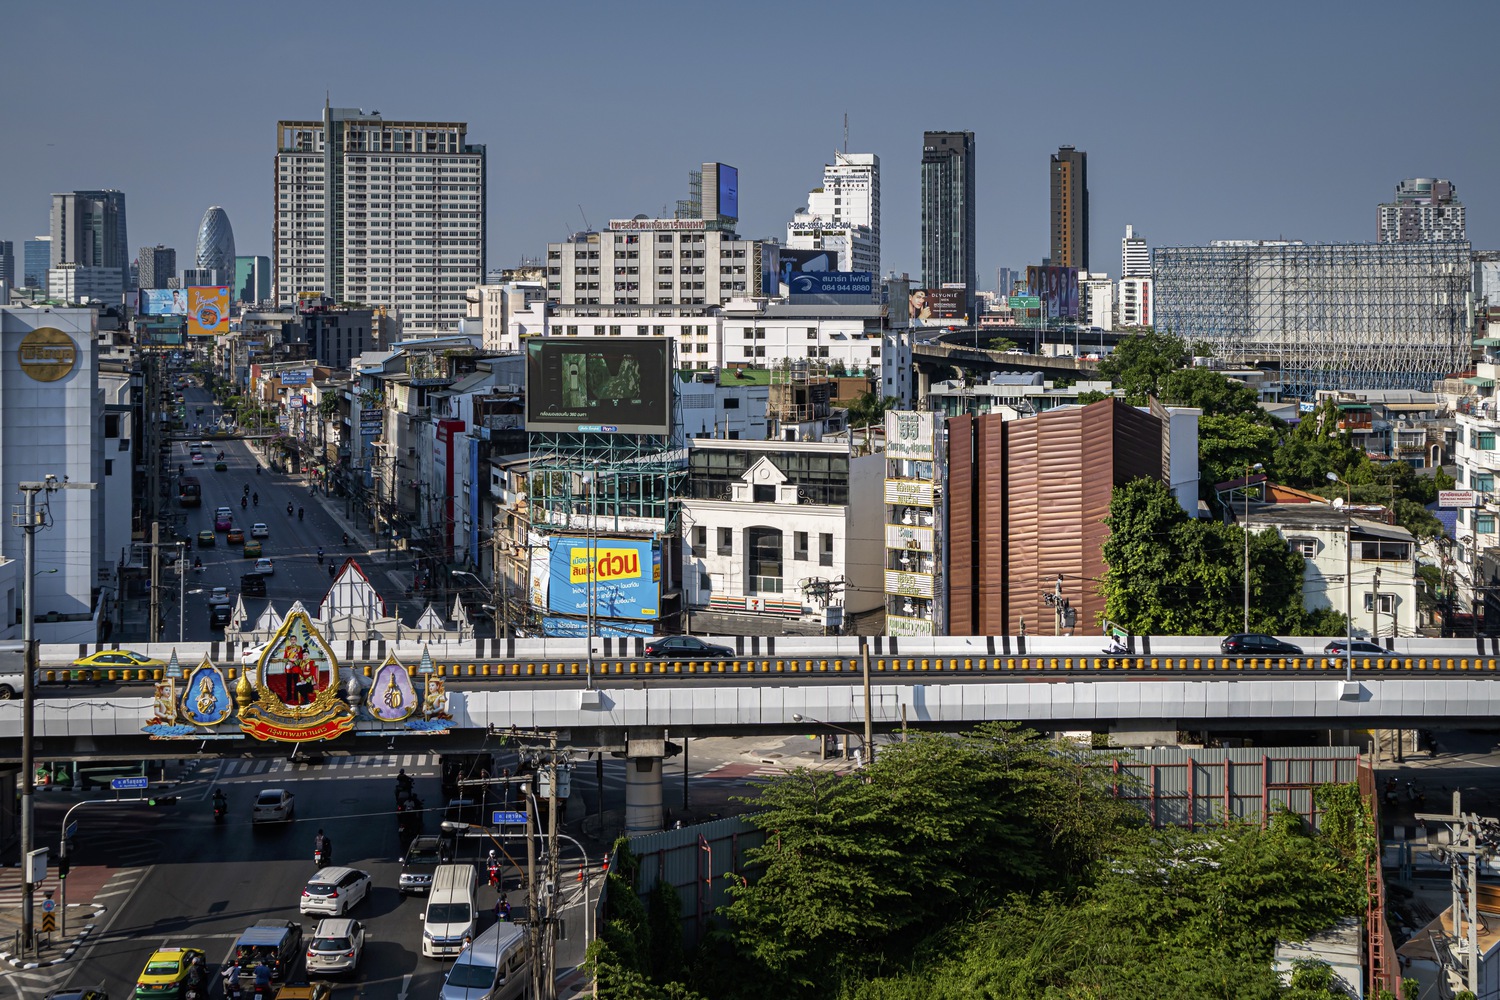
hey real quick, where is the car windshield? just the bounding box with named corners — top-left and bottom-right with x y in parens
top-left (427, 903), bottom-right (471, 923)
top-left (407, 846), bottom-right (441, 863)
top-left (311, 937), bottom-right (351, 952)
top-left (446, 963), bottom-right (497, 988)
top-left (145, 959), bottom-right (181, 974)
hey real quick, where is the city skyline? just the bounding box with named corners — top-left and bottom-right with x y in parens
top-left (2, 0), bottom-right (1498, 289)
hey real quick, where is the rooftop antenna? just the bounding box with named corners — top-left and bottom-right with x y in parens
top-left (843, 112), bottom-right (848, 154)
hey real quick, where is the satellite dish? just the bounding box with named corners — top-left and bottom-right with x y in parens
top-left (1332, 497), bottom-right (1345, 510)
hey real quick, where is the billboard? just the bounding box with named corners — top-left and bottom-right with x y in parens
top-left (525, 338), bottom-right (672, 434)
top-left (778, 247), bottom-right (838, 285)
top-left (885, 411), bottom-right (935, 461)
top-left (908, 287), bottom-right (967, 325)
top-left (786, 271), bottom-right (874, 297)
top-left (139, 288), bottom-right (189, 316)
top-left (1026, 266), bottom-right (1080, 321)
top-left (716, 163), bottom-right (739, 220)
top-left (278, 369), bottom-right (312, 386)
top-left (187, 285), bottom-right (230, 336)
top-left (535, 536), bottom-right (661, 622)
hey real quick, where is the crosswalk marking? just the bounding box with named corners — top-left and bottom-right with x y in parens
top-left (213, 752), bottom-right (440, 781)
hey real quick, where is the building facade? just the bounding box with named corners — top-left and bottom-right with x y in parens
top-left (1378, 178), bottom-right (1465, 244)
top-left (47, 264), bottom-right (122, 304)
top-left (0, 242), bottom-right (12, 287)
top-left (546, 222), bottom-right (766, 315)
top-left (51, 191), bottom-right (129, 293)
top-left (1079, 272), bottom-right (1114, 331)
top-left (1153, 241), bottom-right (1470, 396)
top-left (883, 411), bottom-right (943, 634)
top-left (235, 255), bottom-right (272, 304)
top-left (274, 104), bottom-right (487, 333)
top-left (195, 207), bottom-right (236, 287)
top-left (1122, 224), bottom-right (1150, 278)
top-left (920, 131), bottom-right (976, 313)
top-left (1050, 146), bottom-right (1088, 270)
top-left (137, 245), bottom-right (176, 290)
top-left (1119, 276), bottom-right (1153, 328)
top-left (786, 151), bottom-right (880, 274)
top-left (23, 238), bottom-right (50, 290)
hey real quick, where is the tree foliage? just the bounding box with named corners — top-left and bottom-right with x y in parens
top-left (844, 391), bottom-right (897, 429)
top-left (1096, 329), bottom-right (1189, 404)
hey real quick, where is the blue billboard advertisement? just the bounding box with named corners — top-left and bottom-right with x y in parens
top-left (717, 163), bottom-right (738, 221)
top-left (139, 288), bottom-right (189, 316)
top-left (542, 536), bottom-right (660, 621)
top-left (787, 271), bottom-right (874, 297)
top-left (541, 616), bottom-right (655, 638)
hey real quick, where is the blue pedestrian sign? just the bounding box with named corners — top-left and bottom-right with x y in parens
top-left (110, 776), bottom-right (149, 790)
top-left (492, 810), bottom-right (528, 826)
top-left (41, 898), bottom-right (55, 913)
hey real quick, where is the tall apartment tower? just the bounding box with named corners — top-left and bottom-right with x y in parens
top-left (1121, 224), bottom-right (1150, 278)
top-left (0, 242), bottom-right (13, 287)
top-left (787, 151), bottom-right (881, 273)
top-left (137, 245), bottom-right (177, 290)
top-left (1378, 178), bottom-right (1465, 243)
top-left (920, 131), bottom-right (976, 315)
top-left (1050, 146), bottom-right (1088, 271)
top-left (23, 237), bottom-right (50, 289)
top-left (50, 190), bottom-right (129, 291)
top-left (274, 103), bottom-right (487, 332)
top-left (195, 207), bottom-right (236, 286)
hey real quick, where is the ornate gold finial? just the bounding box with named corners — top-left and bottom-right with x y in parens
top-left (235, 670), bottom-right (254, 708)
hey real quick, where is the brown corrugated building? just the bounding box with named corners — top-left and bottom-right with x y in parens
top-left (946, 398), bottom-right (1165, 635)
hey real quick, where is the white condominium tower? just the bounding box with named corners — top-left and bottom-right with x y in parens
top-left (274, 102), bottom-right (486, 332)
top-left (786, 151), bottom-right (880, 273)
top-left (1122, 224), bottom-right (1150, 278)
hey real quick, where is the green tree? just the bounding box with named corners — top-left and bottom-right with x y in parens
top-left (1269, 399), bottom-right (1370, 490)
top-left (845, 392), bottom-right (897, 429)
top-left (1096, 330), bottom-right (1189, 403)
top-left (1197, 414), bottom-right (1280, 501)
top-left (1160, 366), bottom-right (1267, 419)
top-left (987, 337), bottom-right (1018, 352)
top-left (1076, 389), bottom-right (1114, 405)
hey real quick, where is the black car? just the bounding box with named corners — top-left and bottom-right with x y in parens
top-left (240, 572), bottom-right (267, 598)
top-left (208, 604), bottom-right (232, 629)
top-left (398, 833), bottom-right (453, 895)
top-left (644, 635), bottom-right (736, 658)
top-left (1324, 639), bottom-right (1388, 656)
top-left (1220, 633), bottom-right (1303, 655)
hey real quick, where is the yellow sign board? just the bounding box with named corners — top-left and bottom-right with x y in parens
top-left (17, 327), bottom-right (78, 382)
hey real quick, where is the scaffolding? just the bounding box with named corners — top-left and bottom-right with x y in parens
top-left (526, 432), bottom-right (687, 533)
top-left (1154, 241), bottom-right (1472, 398)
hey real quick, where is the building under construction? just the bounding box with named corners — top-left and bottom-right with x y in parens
top-left (1154, 241), bottom-right (1472, 398)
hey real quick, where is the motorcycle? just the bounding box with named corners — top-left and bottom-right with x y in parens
top-left (287, 503), bottom-right (294, 516)
top-left (314, 847), bottom-right (328, 867)
top-left (241, 497), bottom-right (248, 510)
top-left (252, 494), bottom-right (259, 507)
top-left (298, 507), bottom-right (304, 521)
top-left (214, 801), bottom-right (227, 823)
top-left (317, 548), bottom-right (324, 566)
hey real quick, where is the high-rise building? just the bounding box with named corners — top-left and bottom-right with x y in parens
top-left (274, 103), bottom-right (486, 332)
top-left (1122, 224), bottom-right (1150, 278)
top-left (23, 237), bottom-right (50, 289)
top-left (235, 255), bottom-right (272, 304)
top-left (1378, 178), bottom-right (1465, 243)
top-left (50, 190), bottom-right (129, 291)
top-left (0, 242), bottom-right (12, 287)
top-left (1119, 277), bottom-right (1153, 328)
top-left (195, 207), bottom-right (236, 287)
top-left (996, 267), bottom-right (1021, 296)
top-left (137, 245), bottom-right (177, 290)
top-left (920, 131), bottom-right (976, 315)
top-left (786, 152), bottom-right (880, 275)
top-left (1050, 146), bottom-right (1088, 271)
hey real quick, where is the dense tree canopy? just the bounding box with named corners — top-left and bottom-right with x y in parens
top-left (1096, 329), bottom-right (1190, 404)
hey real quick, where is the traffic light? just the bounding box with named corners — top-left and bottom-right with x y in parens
top-left (57, 856), bottom-right (69, 879)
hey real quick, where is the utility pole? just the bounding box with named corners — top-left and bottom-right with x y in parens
top-left (1414, 792), bottom-right (1500, 997)
top-left (149, 521), bottom-right (161, 642)
top-left (860, 637), bottom-right (874, 766)
top-left (1372, 567), bottom-right (1382, 639)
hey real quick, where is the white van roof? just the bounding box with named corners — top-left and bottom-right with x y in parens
top-left (431, 863), bottom-right (475, 894)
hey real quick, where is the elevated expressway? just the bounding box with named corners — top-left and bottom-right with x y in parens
top-left (9, 634), bottom-right (1500, 830)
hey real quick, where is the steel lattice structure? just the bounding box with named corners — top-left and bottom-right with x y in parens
top-left (1154, 241), bottom-right (1472, 398)
top-left (527, 431), bottom-right (686, 533)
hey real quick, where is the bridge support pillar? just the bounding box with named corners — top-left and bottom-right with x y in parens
top-left (624, 735), bottom-right (665, 834)
top-left (1108, 722), bottom-right (1178, 747)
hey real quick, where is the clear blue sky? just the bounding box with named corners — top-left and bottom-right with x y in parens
top-left (5, 0), bottom-right (1497, 287)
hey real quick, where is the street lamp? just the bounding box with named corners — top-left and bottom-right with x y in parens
top-left (792, 713), bottom-right (869, 766)
top-left (1328, 472), bottom-right (1355, 680)
top-left (1243, 462), bottom-right (1264, 633)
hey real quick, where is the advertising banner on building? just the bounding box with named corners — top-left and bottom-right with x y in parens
top-left (537, 536), bottom-right (661, 621)
top-left (359, 408), bottom-right (383, 437)
top-left (908, 287), bottom-right (966, 325)
top-left (885, 411), bottom-right (935, 461)
top-left (716, 163), bottom-right (739, 220)
top-left (187, 286), bottom-right (230, 336)
top-left (1026, 266), bottom-right (1080, 321)
top-left (139, 289), bottom-right (189, 316)
top-left (786, 271), bottom-right (874, 298)
top-left (525, 338), bottom-right (672, 434)
top-left (278, 369), bottom-right (312, 386)
top-left (540, 616), bottom-right (655, 638)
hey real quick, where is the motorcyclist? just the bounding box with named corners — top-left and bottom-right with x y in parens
top-left (252, 493), bottom-right (258, 506)
top-left (255, 465), bottom-right (260, 475)
top-left (193, 556), bottom-right (203, 572)
top-left (317, 546), bottom-right (324, 564)
top-left (396, 768), bottom-right (413, 791)
top-left (342, 532), bottom-right (348, 547)
top-left (486, 849), bottom-right (501, 887)
top-left (241, 496), bottom-right (248, 509)
top-left (298, 506), bottom-right (304, 521)
top-left (243, 484), bottom-right (250, 495)
top-left (252, 959), bottom-right (272, 995)
top-left (287, 502), bottom-right (293, 516)
top-left (314, 828), bottom-right (332, 865)
top-left (213, 788), bottom-right (227, 813)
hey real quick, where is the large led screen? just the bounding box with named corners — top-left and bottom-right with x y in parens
top-left (525, 338), bottom-right (671, 434)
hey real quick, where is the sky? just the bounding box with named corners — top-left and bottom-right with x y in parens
top-left (5, 0), bottom-right (1499, 288)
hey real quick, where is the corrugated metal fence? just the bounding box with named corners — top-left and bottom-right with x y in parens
top-left (621, 817), bottom-right (764, 948)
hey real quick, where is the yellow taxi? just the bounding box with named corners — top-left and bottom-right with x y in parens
top-left (72, 650), bottom-right (165, 670)
top-left (134, 947), bottom-right (207, 999)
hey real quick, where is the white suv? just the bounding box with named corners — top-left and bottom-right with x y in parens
top-left (306, 917), bottom-right (365, 976)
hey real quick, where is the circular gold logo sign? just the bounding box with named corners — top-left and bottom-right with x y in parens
top-left (18, 327), bottom-right (78, 383)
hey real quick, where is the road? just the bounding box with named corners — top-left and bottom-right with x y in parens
top-left (164, 384), bottom-right (384, 643)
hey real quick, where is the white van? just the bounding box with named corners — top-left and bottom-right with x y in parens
top-left (439, 920), bottom-right (530, 1000)
top-left (422, 864), bottom-right (477, 959)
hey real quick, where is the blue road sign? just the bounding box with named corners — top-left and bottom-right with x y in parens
top-left (110, 776), bottom-right (149, 790)
top-left (64, 821), bottom-right (78, 840)
top-left (492, 810), bottom-right (528, 826)
top-left (41, 898), bottom-right (55, 913)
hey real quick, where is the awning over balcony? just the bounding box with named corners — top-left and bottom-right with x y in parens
top-left (1463, 376), bottom-right (1496, 387)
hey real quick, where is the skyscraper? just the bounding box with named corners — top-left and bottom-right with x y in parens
top-left (235, 255), bottom-right (272, 304)
top-left (1378, 178), bottom-right (1465, 243)
top-left (920, 131), bottom-right (976, 316)
top-left (50, 190), bottom-right (129, 291)
top-left (274, 103), bottom-right (486, 332)
top-left (1050, 147), bottom-right (1088, 271)
top-left (1122, 224), bottom-right (1150, 278)
top-left (195, 207), bottom-right (236, 286)
top-left (0, 242), bottom-right (13, 287)
top-left (23, 237), bottom-right (50, 289)
top-left (137, 245), bottom-right (177, 290)
top-left (787, 151), bottom-right (881, 274)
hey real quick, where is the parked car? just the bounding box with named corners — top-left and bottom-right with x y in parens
top-left (306, 917), bottom-right (366, 977)
top-left (1220, 633), bottom-right (1303, 655)
top-left (1324, 639), bottom-right (1388, 656)
top-left (644, 635), bottom-right (736, 658)
top-left (251, 522), bottom-right (270, 538)
top-left (255, 557), bottom-right (275, 576)
top-left (72, 650), bottom-right (165, 669)
top-left (133, 947), bottom-right (205, 1000)
top-left (300, 867), bottom-right (372, 916)
top-left (252, 788), bottom-right (295, 823)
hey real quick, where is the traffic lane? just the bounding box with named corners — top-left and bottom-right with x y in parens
top-left (64, 774), bottom-right (443, 998)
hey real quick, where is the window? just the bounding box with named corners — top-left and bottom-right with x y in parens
top-left (1480, 514), bottom-right (1497, 534)
top-left (718, 528), bottom-right (733, 556)
top-left (1475, 473), bottom-right (1495, 493)
top-left (1289, 538), bottom-right (1317, 557)
top-left (1476, 431), bottom-right (1497, 451)
top-left (1359, 541), bottom-right (1410, 561)
top-left (819, 532), bottom-right (834, 566)
top-left (753, 484), bottom-right (775, 503)
top-left (748, 527), bottom-right (783, 593)
top-left (1363, 593), bottom-right (1396, 614)
top-left (794, 531), bottom-right (808, 560)
top-left (692, 526), bottom-right (706, 557)
top-left (723, 398), bottom-right (739, 409)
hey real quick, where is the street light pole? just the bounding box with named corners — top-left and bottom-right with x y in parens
top-left (1328, 472), bottom-right (1354, 681)
top-left (1243, 462), bottom-right (1263, 633)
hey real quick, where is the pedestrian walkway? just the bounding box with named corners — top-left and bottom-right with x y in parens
top-left (0, 864), bottom-right (136, 970)
top-left (213, 751), bottom-right (441, 780)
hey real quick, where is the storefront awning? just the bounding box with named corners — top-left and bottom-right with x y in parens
top-left (1463, 377), bottom-right (1496, 387)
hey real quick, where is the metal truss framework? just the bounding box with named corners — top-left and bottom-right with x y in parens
top-left (527, 431), bottom-right (687, 533)
top-left (1155, 241), bottom-right (1472, 398)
